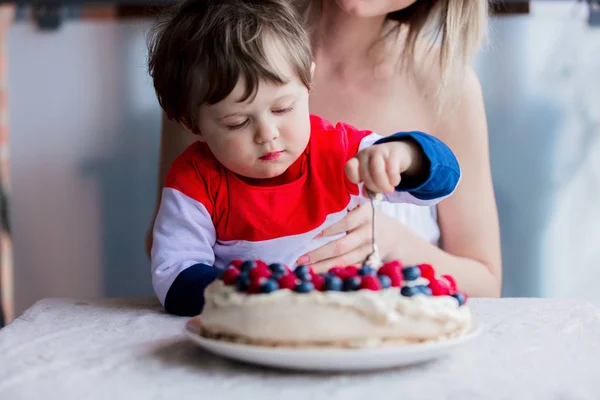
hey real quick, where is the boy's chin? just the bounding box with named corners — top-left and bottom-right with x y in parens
top-left (235, 165), bottom-right (288, 180)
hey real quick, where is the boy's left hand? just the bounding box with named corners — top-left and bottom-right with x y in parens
top-left (345, 140), bottom-right (423, 194)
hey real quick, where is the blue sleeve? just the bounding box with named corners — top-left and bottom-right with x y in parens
top-left (164, 263), bottom-right (221, 316)
top-left (374, 131), bottom-right (460, 201)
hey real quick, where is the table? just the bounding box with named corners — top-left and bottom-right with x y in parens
top-left (1, 297), bottom-right (599, 399)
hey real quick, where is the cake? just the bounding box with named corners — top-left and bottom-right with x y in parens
top-left (197, 260), bottom-right (473, 348)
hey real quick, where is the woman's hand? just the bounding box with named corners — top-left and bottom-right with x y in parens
top-left (296, 203), bottom-right (401, 273)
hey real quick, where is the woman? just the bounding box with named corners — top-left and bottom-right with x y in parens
top-left (147, 0), bottom-right (502, 297)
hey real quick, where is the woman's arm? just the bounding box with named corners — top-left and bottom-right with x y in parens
top-left (385, 67), bottom-right (501, 297)
top-left (430, 67), bottom-right (502, 297)
top-left (145, 112), bottom-right (198, 257)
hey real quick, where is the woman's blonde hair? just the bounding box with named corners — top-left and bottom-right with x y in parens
top-left (295, 0), bottom-right (488, 93)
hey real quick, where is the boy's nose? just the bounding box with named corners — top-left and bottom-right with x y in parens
top-left (255, 123), bottom-right (279, 144)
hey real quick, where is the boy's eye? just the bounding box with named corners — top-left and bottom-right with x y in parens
top-left (273, 107), bottom-right (293, 114)
top-left (226, 119), bottom-right (249, 130)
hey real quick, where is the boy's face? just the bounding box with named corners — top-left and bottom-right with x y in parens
top-left (197, 48), bottom-right (311, 180)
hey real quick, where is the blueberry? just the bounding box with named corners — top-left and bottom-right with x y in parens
top-left (294, 281), bottom-right (315, 293)
top-left (400, 286), bottom-right (420, 297)
top-left (261, 279), bottom-right (280, 293)
top-left (268, 263), bottom-right (287, 275)
top-left (294, 265), bottom-right (312, 282)
top-left (294, 265), bottom-right (310, 275)
top-left (239, 260), bottom-right (257, 272)
top-left (343, 276), bottom-right (362, 292)
top-left (402, 266), bottom-right (421, 281)
top-left (358, 266), bottom-right (376, 276)
top-left (378, 274), bottom-right (392, 289)
top-left (417, 285), bottom-right (432, 296)
top-left (235, 275), bottom-right (250, 291)
top-left (272, 271), bottom-right (286, 280)
top-left (323, 274), bottom-right (343, 291)
top-left (452, 293), bottom-right (466, 306)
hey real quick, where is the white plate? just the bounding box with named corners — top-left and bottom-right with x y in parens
top-left (185, 324), bottom-right (483, 372)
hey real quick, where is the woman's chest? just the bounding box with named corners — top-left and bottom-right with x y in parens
top-left (309, 74), bottom-right (435, 137)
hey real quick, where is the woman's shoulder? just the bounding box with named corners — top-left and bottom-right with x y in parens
top-left (408, 39), bottom-right (485, 143)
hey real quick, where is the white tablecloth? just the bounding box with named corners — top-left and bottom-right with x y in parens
top-left (1, 297), bottom-right (599, 399)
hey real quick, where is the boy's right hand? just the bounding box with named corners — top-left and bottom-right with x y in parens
top-left (345, 141), bottom-right (415, 194)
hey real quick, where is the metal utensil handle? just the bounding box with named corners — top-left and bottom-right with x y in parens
top-left (364, 189), bottom-right (383, 268)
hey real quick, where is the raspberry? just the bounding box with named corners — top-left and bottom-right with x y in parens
top-left (222, 267), bottom-right (241, 285)
top-left (312, 274), bottom-right (325, 291)
top-left (418, 263), bottom-right (436, 281)
top-left (249, 264), bottom-right (272, 280)
top-left (429, 279), bottom-right (451, 296)
top-left (255, 260), bottom-right (268, 269)
top-left (389, 273), bottom-right (402, 287)
top-left (248, 277), bottom-right (266, 294)
top-left (277, 273), bottom-right (297, 290)
top-left (229, 259), bottom-right (244, 269)
top-left (328, 266), bottom-right (345, 278)
top-left (441, 275), bottom-right (457, 292)
top-left (379, 260), bottom-right (402, 276)
top-left (378, 261), bottom-right (402, 287)
top-left (360, 275), bottom-right (381, 291)
top-left (344, 265), bottom-right (359, 277)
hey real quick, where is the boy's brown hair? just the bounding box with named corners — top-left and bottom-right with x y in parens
top-left (148, 0), bottom-right (312, 134)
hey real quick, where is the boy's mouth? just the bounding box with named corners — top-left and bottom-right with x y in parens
top-left (259, 151), bottom-right (284, 161)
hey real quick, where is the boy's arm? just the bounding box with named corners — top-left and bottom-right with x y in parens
top-left (342, 124), bottom-right (461, 206)
top-left (151, 183), bottom-right (220, 317)
top-left (374, 132), bottom-right (461, 205)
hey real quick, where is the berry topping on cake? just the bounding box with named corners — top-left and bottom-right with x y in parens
top-left (323, 274), bottom-right (344, 291)
top-left (416, 285), bottom-right (433, 296)
top-left (295, 281), bottom-right (315, 293)
top-left (328, 266), bottom-right (344, 278)
top-left (344, 265), bottom-right (359, 278)
top-left (358, 266), bottom-right (376, 276)
top-left (378, 274), bottom-right (392, 289)
top-left (261, 278), bottom-right (280, 294)
top-left (239, 260), bottom-right (257, 272)
top-left (452, 292), bottom-right (467, 306)
top-left (428, 278), bottom-right (452, 296)
top-left (277, 273), bottom-right (297, 290)
top-left (343, 276), bottom-right (362, 291)
top-left (268, 263), bottom-right (287, 275)
top-left (402, 266), bottom-right (421, 281)
top-left (441, 275), bottom-right (457, 292)
top-left (418, 263), bottom-right (435, 281)
top-left (378, 261), bottom-right (402, 287)
top-left (221, 259), bottom-right (466, 307)
top-left (222, 267), bottom-right (241, 286)
top-left (401, 286), bottom-right (420, 297)
top-left (312, 273), bottom-right (326, 291)
top-left (235, 275), bottom-right (251, 291)
top-left (247, 278), bottom-right (265, 294)
top-left (294, 265), bottom-right (313, 282)
top-left (360, 275), bottom-right (382, 291)
top-left (249, 264), bottom-right (272, 280)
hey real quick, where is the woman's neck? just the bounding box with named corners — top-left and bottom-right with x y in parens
top-left (312, 1), bottom-right (388, 71)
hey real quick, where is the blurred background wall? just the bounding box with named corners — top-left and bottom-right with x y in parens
top-left (4, 1), bottom-right (600, 317)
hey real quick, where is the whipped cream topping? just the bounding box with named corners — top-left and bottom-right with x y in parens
top-left (200, 281), bottom-right (473, 346)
